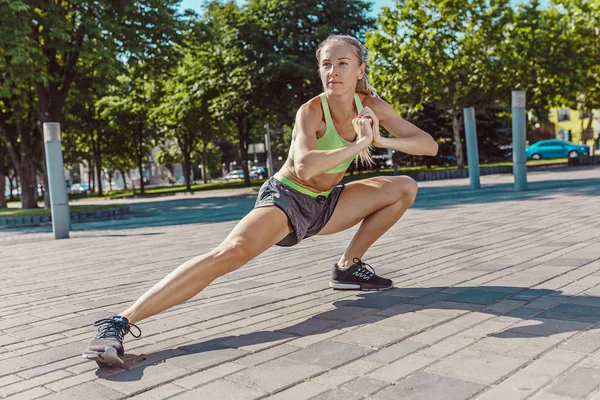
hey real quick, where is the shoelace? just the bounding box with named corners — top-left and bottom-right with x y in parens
top-left (93, 317), bottom-right (142, 341)
top-left (353, 257), bottom-right (376, 278)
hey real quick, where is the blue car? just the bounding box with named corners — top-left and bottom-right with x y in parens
top-left (526, 140), bottom-right (590, 160)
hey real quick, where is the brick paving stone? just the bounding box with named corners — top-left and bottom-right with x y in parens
top-left (235, 344), bottom-right (301, 366)
top-left (546, 367), bottom-right (600, 398)
top-left (283, 340), bottom-right (371, 369)
top-left (171, 379), bottom-right (264, 400)
top-left (96, 362), bottom-right (191, 396)
top-left (309, 388), bottom-right (363, 400)
top-left (364, 339), bottom-right (427, 364)
top-left (0, 370), bottom-right (72, 397)
top-left (173, 362), bottom-right (246, 389)
top-left (424, 349), bottom-right (528, 385)
top-left (38, 382), bottom-right (124, 400)
top-left (2, 168), bottom-right (600, 400)
top-left (124, 383), bottom-right (186, 400)
top-left (226, 357), bottom-right (325, 393)
top-left (265, 380), bottom-right (330, 400)
top-left (5, 386), bottom-right (52, 400)
top-left (373, 372), bottom-right (485, 400)
top-left (340, 376), bottom-right (388, 395)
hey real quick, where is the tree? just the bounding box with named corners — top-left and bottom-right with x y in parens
top-left (0, 0), bottom-right (181, 206)
top-left (499, 1), bottom-right (586, 128)
top-left (199, 0), bottom-right (374, 186)
top-left (368, 0), bottom-right (512, 168)
top-left (98, 71), bottom-right (161, 194)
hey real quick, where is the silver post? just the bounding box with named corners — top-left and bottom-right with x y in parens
top-left (511, 91), bottom-right (528, 191)
top-left (264, 124), bottom-right (274, 177)
top-left (43, 123), bottom-right (70, 239)
top-left (463, 108), bottom-right (480, 189)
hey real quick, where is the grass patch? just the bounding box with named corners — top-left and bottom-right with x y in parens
top-left (4, 158), bottom-right (571, 204)
top-left (0, 204), bottom-right (119, 218)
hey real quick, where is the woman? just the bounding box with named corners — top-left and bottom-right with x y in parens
top-left (83, 34), bottom-right (438, 366)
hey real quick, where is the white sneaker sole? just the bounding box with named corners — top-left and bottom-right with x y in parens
top-left (329, 281), bottom-right (394, 291)
top-left (82, 346), bottom-right (124, 367)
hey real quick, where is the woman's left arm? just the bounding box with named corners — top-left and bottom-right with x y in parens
top-left (365, 97), bottom-right (439, 156)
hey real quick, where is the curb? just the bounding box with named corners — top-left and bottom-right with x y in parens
top-left (415, 158), bottom-right (599, 182)
top-left (0, 206), bottom-right (131, 228)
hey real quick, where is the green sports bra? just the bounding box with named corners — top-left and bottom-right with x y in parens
top-left (288, 93), bottom-right (364, 174)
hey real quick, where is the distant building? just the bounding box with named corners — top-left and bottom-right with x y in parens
top-left (548, 107), bottom-right (599, 146)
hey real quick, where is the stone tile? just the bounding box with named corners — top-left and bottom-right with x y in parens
top-left (368, 353), bottom-right (436, 382)
top-left (310, 388), bottom-right (363, 400)
top-left (39, 381), bottom-right (129, 400)
top-left (445, 289), bottom-right (511, 305)
top-left (22, 342), bottom-right (87, 365)
top-left (172, 379), bottom-right (264, 400)
top-left (284, 341), bottom-right (370, 369)
top-left (364, 340), bottom-right (427, 364)
top-left (340, 376), bottom-right (388, 395)
top-left (0, 370), bottom-right (71, 397)
top-left (127, 383), bottom-right (186, 400)
top-left (547, 367), bottom-right (600, 398)
top-left (168, 345), bottom-right (249, 371)
top-left (373, 372), bottom-right (484, 400)
top-left (4, 386), bottom-right (52, 400)
top-left (226, 358), bottom-right (324, 393)
top-left (507, 317), bottom-right (592, 337)
top-left (424, 349), bottom-right (527, 385)
top-left (173, 362), bottom-right (246, 389)
top-left (235, 344), bottom-right (301, 366)
top-left (97, 362), bottom-right (190, 396)
top-left (332, 324), bottom-right (411, 348)
top-left (0, 357), bottom-right (39, 377)
top-left (265, 381), bottom-right (330, 400)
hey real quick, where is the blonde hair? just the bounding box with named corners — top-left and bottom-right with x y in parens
top-left (316, 35), bottom-right (377, 166)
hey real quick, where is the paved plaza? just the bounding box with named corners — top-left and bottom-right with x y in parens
top-left (1, 167), bottom-right (600, 400)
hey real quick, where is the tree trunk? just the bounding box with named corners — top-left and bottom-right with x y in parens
top-left (0, 125), bottom-right (38, 208)
top-left (119, 168), bottom-right (128, 190)
top-left (8, 173), bottom-right (15, 202)
top-left (237, 117), bottom-right (251, 187)
top-left (183, 153), bottom-right (191, 191)
top-left (452, 109), bottom-right (465, 169)
top-left (0, 157), bottom-right (6, 209)
top-left (137, 121), bottom-right (145, 194)
top-left (202, 141), bottom-right (208, 184)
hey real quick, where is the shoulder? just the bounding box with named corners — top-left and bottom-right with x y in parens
top-left (295, 95), bottom-right (324, 126)
top-left (358, 94), bottom-right (398, 123)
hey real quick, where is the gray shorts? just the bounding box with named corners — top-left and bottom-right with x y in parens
top-left (254, 175), bottom-right (344, 247)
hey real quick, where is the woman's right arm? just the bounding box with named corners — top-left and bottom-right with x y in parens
top-left (293, 103), bottom-right (372, 181)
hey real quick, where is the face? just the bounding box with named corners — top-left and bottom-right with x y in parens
top-left (319, 43), bottom-right (365, 95)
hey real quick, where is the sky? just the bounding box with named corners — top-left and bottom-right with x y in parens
top-left (178, 0), bottom-right (549, 18)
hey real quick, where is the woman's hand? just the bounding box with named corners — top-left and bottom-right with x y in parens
top-left (352, 116), bottom-right (373, 145)
top-left (357, 106), bottom-right (385, 147)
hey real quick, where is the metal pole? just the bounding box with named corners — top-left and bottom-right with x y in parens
top-left (512, 91), bottom-right (528, 191)
top-left (264, 124), bottom-right (274, 177)
top-left (463, 107), bottom-right (480, 190)
top-left (43, 123), bottom-right (70, 239)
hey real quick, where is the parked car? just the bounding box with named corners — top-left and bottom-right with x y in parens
top-left (223, 170), bottom-right (257, 181)
top-left (526, 140), bottom-right (590, 160)
top-left (70, 183), bottom-right (90, 193)
top-left (250, 166), bottom-right (268, 179)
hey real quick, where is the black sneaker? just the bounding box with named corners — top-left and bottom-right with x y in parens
top-left (329, 258), bottom-right (394, 291)
top-left (82, 316), bottom-right (141, 367)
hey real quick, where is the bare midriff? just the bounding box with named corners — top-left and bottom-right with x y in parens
top-left (279, 161), bottom-right (345, 193)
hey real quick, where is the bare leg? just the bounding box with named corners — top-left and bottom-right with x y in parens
top-left (120, 206), bottom-right (291, 324)
top-left (318, 176), bottom-right (418, 267)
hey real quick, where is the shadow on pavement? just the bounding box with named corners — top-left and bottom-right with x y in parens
top-left (97, 285), bottom-right (600, 382)
top-left (7, 175), bottom-right (600, 233)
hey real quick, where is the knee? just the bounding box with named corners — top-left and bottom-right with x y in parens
top-left (211, 239), bottom-right (253, 269)
top-left (394, 176), bottom-right (418, 205)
